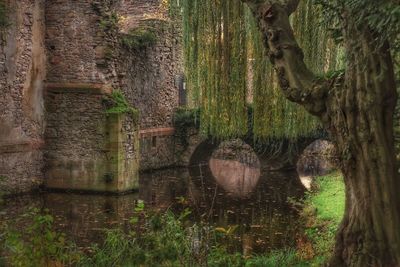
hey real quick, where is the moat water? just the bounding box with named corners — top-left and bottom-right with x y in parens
top-left (0, 155), bottom-right (307, 255)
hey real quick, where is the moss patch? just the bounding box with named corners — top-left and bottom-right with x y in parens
top-left (121, 27), bottom-right (157, 50)
top-left (105, 90), bottom-right (139, 122)
top-left (0, 2), bottom-right (8, 28)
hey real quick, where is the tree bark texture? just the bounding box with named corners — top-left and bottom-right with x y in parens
top-left (242, 0), bottom-right (400, 266)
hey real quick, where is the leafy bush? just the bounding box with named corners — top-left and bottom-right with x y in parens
top-left (3, 208), bottom-right (81, 267)
top-left (174, 107), bottom-right (200, 130)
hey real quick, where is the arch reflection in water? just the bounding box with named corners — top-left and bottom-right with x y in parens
top-left (209, 158), bottom-right (260, 198)
top-left (208, 139), bottom-right (262, 198)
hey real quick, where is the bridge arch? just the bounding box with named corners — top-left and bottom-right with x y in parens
top-left (186, 135), bottom-right (322, 171)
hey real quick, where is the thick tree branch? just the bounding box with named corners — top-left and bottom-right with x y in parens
top-left (241, 0), bottom-right (334, 117)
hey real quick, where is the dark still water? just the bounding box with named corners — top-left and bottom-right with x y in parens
top-left (0, 153), bottom-right (306, 255)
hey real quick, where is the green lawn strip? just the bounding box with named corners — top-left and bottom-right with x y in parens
top-left (303, 172), bottom-right (345, 265)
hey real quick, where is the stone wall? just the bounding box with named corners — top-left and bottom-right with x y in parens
top-left (297, 139), bottom-right (338, 177)
top-left (116, 0), bottom-right (183, 170)
top-left (44, 85), bottom-right (139, 192)
top-left (0, 0), bottom-right (46, 194)
top-left (43, 1), bottom-right (139, 192)
top-left (45, 1), bottom-right (110, 84)
top-left (139, 128), bottom-right (176, 170)
top-left (0, 0), bottom-right (184, 194)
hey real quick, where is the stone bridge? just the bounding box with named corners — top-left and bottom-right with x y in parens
top-left (173, 127), bottom-right (328, 172)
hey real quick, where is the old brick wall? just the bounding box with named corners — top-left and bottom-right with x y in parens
top-left (1, 0), bottom-right (185, 194)
top-left (45, 1), bottom-right (109, 84)
top-left (116, 0), bottom-right (183, 170)
top-left (43, 1), bottom-right (138, 192)
top-left (0, 0), bottom-right (46, 194)
top-left (44, 86), bottom-right (139, 192)
top-left (45, 0), bottom-right (184, 172)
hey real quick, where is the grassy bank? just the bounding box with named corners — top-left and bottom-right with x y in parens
top-left (301, 172), bottom-right (345, 266)
top-left (1, 173), bottom-right (345, 266)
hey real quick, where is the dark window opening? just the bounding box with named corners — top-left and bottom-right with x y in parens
top-left (176, 74), bottom-right (187, 106)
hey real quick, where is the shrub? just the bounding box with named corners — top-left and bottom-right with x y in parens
top-left (2, 208), bottom-right (81, 267)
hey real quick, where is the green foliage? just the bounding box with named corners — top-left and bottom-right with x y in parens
top-left (245, 249), bottom-right (307, 267)
top-left (3, 208), bottom-right (81, 267)
top-left (79, 201), bottom-right (309, 267)
top-left (0, 172), bottom-right (346, 267)
top-left (105, 90), bottom-right (139, 121)
top-left (250, 0), bottom-right (341, 141)
top-left (317, 0), bottom-right (400, 51)
top-left (173, 107), bottom-right (201, 147)
top-left (174, 107), bottom-right (200, 129)
top-left (0, 0), bottom-right (9, 45)
top-left (78, 201), bottom-right (206, 266)
top-left (308, 173), bottom-right (345, 223)
top-left (167, 0), bottom-right (182, 20)
top-left (121, 28), bottom-right (157, 50)
top-left (99, 12), bottom-right (119, 31)
top-left (0, 1), bottom-right (8, 28)
top-left (2, 181), bottom-right (346, 267)
top-left (181, 0), bottom-right (339, 140)
top-left (183, 0), bottom-right (249, 139)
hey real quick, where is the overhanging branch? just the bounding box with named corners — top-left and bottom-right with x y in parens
top-left (241, 0), bottom-right (335, 117)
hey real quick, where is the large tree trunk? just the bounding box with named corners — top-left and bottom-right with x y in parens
top-left (242, 0), bottom-right (400, 266)
top-left (328, 14), bottom-right (400, 267)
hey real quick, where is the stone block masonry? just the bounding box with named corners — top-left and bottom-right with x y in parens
top-left (45, 0), bottom-right (109, 84)
top-left (0, 0), bottom-right (184, 194)
top-left (0, 0), bottom-right (46, 194)
top-left (116, 1), bottom-right (184, 171)
top-left (44, 84), bottom-right (139, 193)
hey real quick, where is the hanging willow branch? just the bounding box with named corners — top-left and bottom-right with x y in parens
top-left (181, 0), bottom-right (342, 141)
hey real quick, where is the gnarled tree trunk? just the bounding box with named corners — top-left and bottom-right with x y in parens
top-left (242, 0), bottom-right (400, 266)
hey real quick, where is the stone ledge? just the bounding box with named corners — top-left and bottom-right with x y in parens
top-left (45, 83), bottom-right (112, 95)
top-left (0, 140), bottom-right (44, 153)
top-left (140, 127), bottom-right (175, 138)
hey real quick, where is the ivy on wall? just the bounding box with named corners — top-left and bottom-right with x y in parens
top-left (104, 90), bottom-right (139, 123)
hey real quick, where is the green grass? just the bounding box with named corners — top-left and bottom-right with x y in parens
top-left (309, 172), bottom-right (345, 223)
top-left (302, 172), bottom-right (345, 265)
top-left (245, 250), bottom-right (308, 267)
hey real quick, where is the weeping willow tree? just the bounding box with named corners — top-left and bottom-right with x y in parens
top-left (181, 0), bottom-right (248, 138)
top-left (242, 0), bottom-right (400, 265)
top-left (180, 0), bottom-right (342, 141)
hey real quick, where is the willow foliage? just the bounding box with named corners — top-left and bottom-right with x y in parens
top-left (180, 0), bottom-right (342, 141)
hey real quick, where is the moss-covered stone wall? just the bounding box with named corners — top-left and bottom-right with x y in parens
top-left (44, 84), bottom-right (139, 193)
